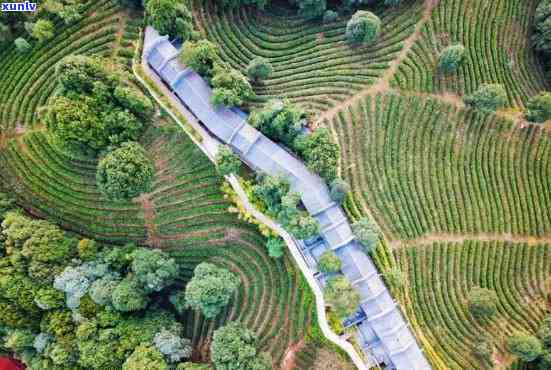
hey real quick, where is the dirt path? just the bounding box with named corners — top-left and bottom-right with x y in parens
top-left (315, 0), bottom-right (440, 124)
top-left (390, 232), bottom-right (551, 249)
top-left (279, 339), bottom-right (305, 370)
top-left (137, 193), bottom-right (161, 248)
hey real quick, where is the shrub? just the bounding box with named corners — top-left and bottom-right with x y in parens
top-left (346, 11), bottom-right (381, 45)
top-left (318, 250), bottom-right (341, 273)
top-left (246, 57), bottom-right (273, 82)
top-left (351, 217), bottom-right (380, 252)
top-left (266, 237), bottom-right (285, 258)
top-left (297, 0), bottom-right (326, 20)
top-left (329, 178), bottom-right (350, 204)
top-left (215, 145), bottom-right (241, 176)
top-left (14, 37), bottom-right (31, 52)
top-left (324, 276), bottom-right (360, 318)
top-left (507, 333), bottom-right (544, 362)
top-left (323, 10), bottom-right (338, 23)
top-left (438, 44), bottom-right (466, 73)
top-left (467, 287), bottom-right (498, 318)
top-left (525, 92), bottom-right (551, 123)
top-left (464, 83), bottom-right (507, 112)
top-left (96, 142), bottom-right (155, 201)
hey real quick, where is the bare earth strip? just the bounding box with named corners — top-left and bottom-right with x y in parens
top-left (391, 232), bottom-right (551, 249)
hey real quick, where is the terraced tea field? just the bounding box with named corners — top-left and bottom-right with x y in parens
top-left (395, 241), bottom-right (550, 369)
top-left (331, 92), bottom-right (551, 241)
top-left (193, 0), bottom-right (425, 113)
top-left (390, 0), bottom-right (548, 106)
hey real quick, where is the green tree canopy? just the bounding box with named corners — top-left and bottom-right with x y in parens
top-left (131, 248), bottom-right (178, 293)
top-left (14, 37), bottom-right (31, 52)
top-left (297, 0), bottom-right (326, 20)
top-left (211, 64), bottom-right (254, 107)
top-left (31, 19), bottom-right (55, 42)
top-left (351, 216), bottom-right (380, 253)
top-left (438, 44), bottom-right (466, 73)
top-left (211, 322), bottom-right (272, 370)
top-left (318, 250), bottom-right (342, 273)
top-left (123, 344), bottom-right (168, 370)
top-left (96, 142), bottom-right (155, 201)
top-left (215, 145), bottom-right (241, 176)
top-left (181, 40), bottom-right (221, 80)
top-left (525, 92), bottom-right (551, 123)
top-left (112, 277), bottom-right (150, 312)
top-left (246, 57), bottom-right (273, 82)
top-left (146, 0), bottom-right (194, 40)
top-left (184, 262), bottom-right (241, 319)
top-left (266, 236), bottom-right (285, 258)
top-left (507, 333), bottom-right (544, 362)
top-left (324, 276), bottom-right (360, 318)
top-left (46, 55), bottom-right (153, 153)
top-left (329, 178), bottom-right (350, 204)
top-left (464, 83), bottom-right (507, 112)
top-left (346, 11), bottom-right (381, 45)
top-left (249, 100), bottom-right (306, 148)
top-left (467, 287), bottom-right (498, 319)
top-left (295, 128), bottom-right (340, 181)
top-left (538, 315), bottom-right (551, 347)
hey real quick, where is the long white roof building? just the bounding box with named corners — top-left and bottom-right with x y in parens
top-left (145, 28), bottom-right (432, 370)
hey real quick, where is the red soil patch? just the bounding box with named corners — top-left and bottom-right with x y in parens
top-left (280, 339), bottom-right (305, 370)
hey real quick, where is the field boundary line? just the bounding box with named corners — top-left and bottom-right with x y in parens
top-left (391, 232), bottom-right (551, 249)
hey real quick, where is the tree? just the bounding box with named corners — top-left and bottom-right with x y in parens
top-left (297, 0), bottom-right (326, 20)
top-left (146, 0), bottom-right (194, 40)
top-left (507, 333), bottom-right (544, 362)
top-left (284, 213), bottom-right (320, 239)
top-left (31, 19), bottom-right (55, 42)
top-left (123, 344), bottom-right (168, 370)
top-left (318, 250), bottom-right (341, 273)
top-left (329, 178), bottom-right (350, 204)
top-left (538, 315), bottom-right (551, 347)
top-left (346, 11), bottom-right (381, 45)
top-left (211, 65), bottom-right (254, 107)
top-left (112, 277), bottom-right (149, 312)
top-left (246, 57), bottom-right (273, 82)
top-left (96, 142), bottom-right (155, 200)
top-left (253, 174), bottom-right (291, 215)
top-left (211, 322), bottom-right (272, 370)
top-left (324, 276), bottom-right (360, 318)
top-left (154, 329), bottom-right (192, 363)
top-left (265, 237), bottom-right (285, 258)
top-left (181, 40), bottom-right (220, 80)
top-left (464, 83), bottom-right (507, 112)
top-left (525, 92), bottom-right (551, 123)
top-left (294, 128), bottom-right (339, 181)
top-left (46, 56), bottom-right (151, 152)
top-left (472, 338), bottom-right (494, 363)
top-left (131, 248), bottom-right (178, 293)
top-left (185, 263), bottom-right (240, 319)
top-left (323, 10), bottom-right (338, 23)
top-left (14, 37), bottom-right (31, 52)
top-left (532, 0), bottom-right (551, 77)
top-left (215, 145), bottom-right (241, 176)
top-left (89, 275), bottom-right (119, 306)
top-left (177, 363), bottom-right (212, 370)
top-left (438, 44), bottom-right (465, 73)
top-left (467, 287), bottom-right (498, 318)
top-left (249, 100), bottom-right (306, 148)
top-left (539, 351), bottom-right (551, 370)
top-left (351, 217), bottom-right (380, 253)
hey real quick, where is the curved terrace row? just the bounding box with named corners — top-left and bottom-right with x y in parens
top-left (144, 27), bottom-right (431, 370)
